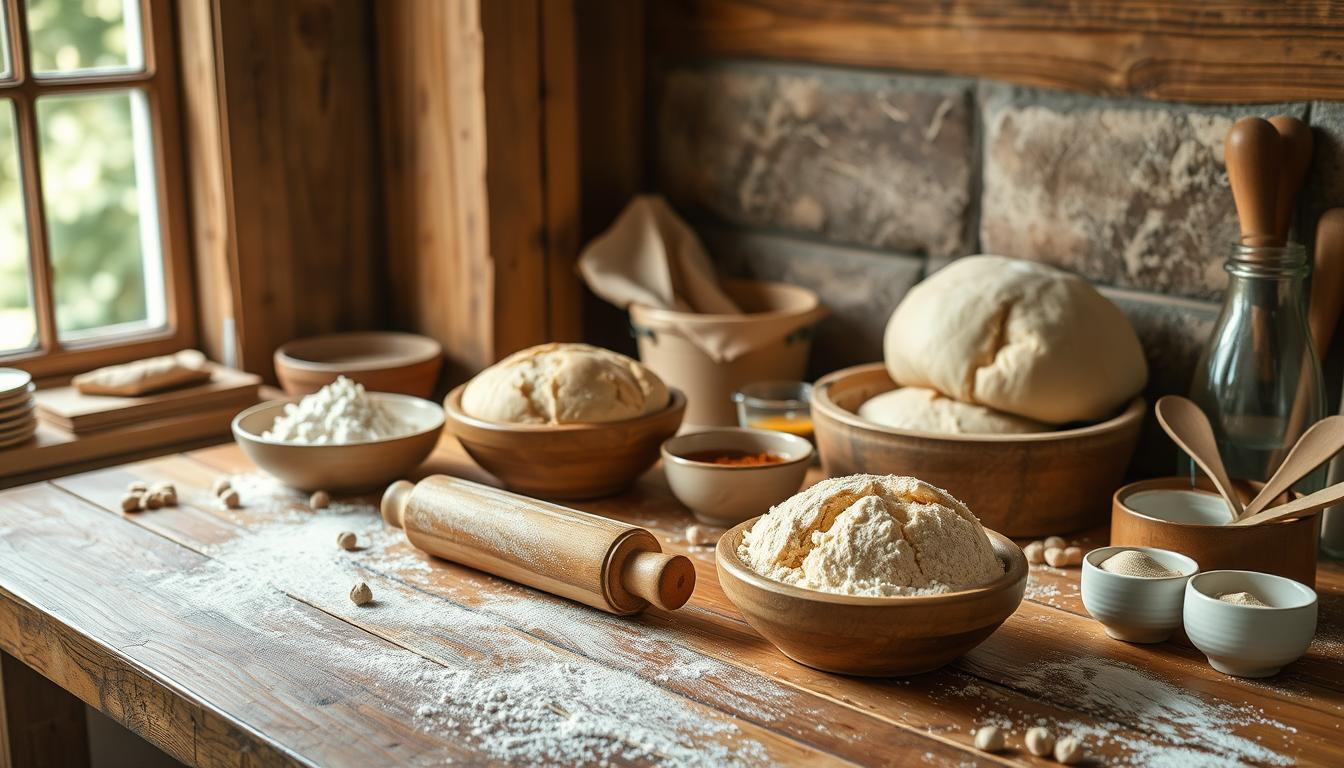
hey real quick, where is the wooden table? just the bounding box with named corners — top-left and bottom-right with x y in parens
top-left (1, 436), bottom-right (1342, 767)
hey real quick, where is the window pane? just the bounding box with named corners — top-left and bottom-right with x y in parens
top-left (26, 0), bottom-right (143, 76)
top-left (38, 89), bottom-right (164, 340)
top-left (1, 4), bottom-right (12, 80)
top-left (0, 100), bottom-right (36, 354)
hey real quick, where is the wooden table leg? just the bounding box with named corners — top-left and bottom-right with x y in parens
top-left (0, 651), bottom-right (89, 768)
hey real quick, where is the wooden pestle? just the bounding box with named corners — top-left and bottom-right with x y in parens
top-left (1225, 116), bottom-right (1283, 246)
top-left (1269, 115), bottom-right (1313, 243)
top-left (381, 476), bottom-right (696, 615)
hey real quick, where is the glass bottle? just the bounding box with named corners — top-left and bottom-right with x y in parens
top-left (1187, 243), bottom-right (1325, 489)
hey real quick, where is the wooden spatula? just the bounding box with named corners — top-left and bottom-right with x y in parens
top-left (1310, 208), bottom-right (1344, 355)
top-left (1230, 481), bottom-right (1344, 526)
top-left (1269, 115), bottom-right (1312, 244)
top-left (1155, 395), bottom-right (1244, 522)
top-left (1241, 415), bottom-right (1344, 519)
top-left (1226, 117), bottom-right (1283, 247)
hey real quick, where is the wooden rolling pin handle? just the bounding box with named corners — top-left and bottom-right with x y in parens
top-left (621, 550), bottom-right (695, 611)
top-left (381, 479), bottom-right (414, 528)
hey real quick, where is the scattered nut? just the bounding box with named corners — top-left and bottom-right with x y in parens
top-left (151, 482), bottom-right (177, 506)
top-left (350, 581), bottom-right (373, 606)
top-left (336, 531), bottom-right (358, 551)
top-left (127, 480), bottom-right (148, 493)
top-left (310, 490), bottom-right (331, 509)
top-left (1044, 547), bottom-right (1069, 568)
top-left (973, 725), bottom-right (1005, 753)
top-left (213, 477), bottom-right (232, 496)
top-left (143, 491), bottom-right (165, 510)
top-left (1024, 541), bottom-right (1046, 565)
top-left (684, 524), bottom-right (722, 548)
top-left (220, 488), bottom-right (241, 509)
top-left (1054, 735), bottom-right (1084, 765)
top-left (1043, 535), bottom-right (1067, 551)
top-left (1024, 726), bottom-right (1054, 757)
top-left (1064, 546), bottom-right (1084, 566)
top-left (119, 493), bottom-right (142, 513)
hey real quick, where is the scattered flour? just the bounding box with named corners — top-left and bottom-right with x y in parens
top-left (738, 475), bottom-right (1003, 596)
top-left (262, 376), bottom-right (408, 444)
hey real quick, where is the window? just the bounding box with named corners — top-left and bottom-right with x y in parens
top-left (0, 0), bottom-right (191, 378)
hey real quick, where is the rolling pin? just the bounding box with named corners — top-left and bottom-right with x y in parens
top-left (381, 476), bottom-right (695, 615)
top-left (1225, 116), bottom-right (1283, 247)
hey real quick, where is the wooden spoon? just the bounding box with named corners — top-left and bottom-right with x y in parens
top-left (1242, 415), bottom-right (1344, 519)
top-left (1225, 116), bottom-right (1283, 247)
top-left (1155, 396), bottom-right (1244, 522)
top-left (1230, 481), bottom-right (1344, 526)
top-left (1310, 208), bottom-right (1344, 355)
top-left (1269, 115), bottom-right (1313, 243)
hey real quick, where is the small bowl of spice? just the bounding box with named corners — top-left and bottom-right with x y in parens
top-left (1184, 570), bottom-right (1318, 678)
top-left (661, 428), bottom-right (813, 525)
top-left (1080, 545), bottom-right (1199, 644)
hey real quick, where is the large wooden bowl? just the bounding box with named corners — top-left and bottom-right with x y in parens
top-left (444, 385), bottom-right (686, 499)
top-left (275, 332), bottom-right (443, 398)
top-left (716, 519), bottom-right (1027, 676)
top-left (1112, 476), bottom-right (1318, 588)
top-left (812, 363), bottom-right (1144, 536)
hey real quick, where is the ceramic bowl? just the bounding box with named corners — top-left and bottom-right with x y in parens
top-left (716, 520), bottom-right (1027, 676)
top-left (1081, 546), bottom-right (1198, 643)
top-left (811, 363), bottom-right (1143, 536)
top-left (443, 385), bottom-right (686, 499)
top-left (1112, 476), bottom-right (1317, 587)
top-left (232, 394), bottom-right (445, 492)
top-left (274, 332), bottom-right (443, 398)
top-left (661, 428), bottom-right (813, 525)
top-left (1184, 571), bottom-right (1318, 678)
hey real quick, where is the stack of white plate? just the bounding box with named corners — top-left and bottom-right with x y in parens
top-left (0, 368), bottom-right (36, 450)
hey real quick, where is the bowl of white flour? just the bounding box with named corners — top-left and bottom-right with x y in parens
top-left (232, 376), bottom-right (444, 491)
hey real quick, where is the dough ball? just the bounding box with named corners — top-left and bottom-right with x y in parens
top-left (857, 386), bottom-right (1050, 435)
top-left (462, 343), bottom-right (669, 424)
top-left (883, 255), bottom-right (1147, 425)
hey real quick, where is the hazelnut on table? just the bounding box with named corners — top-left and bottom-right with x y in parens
top-left (973, 726), bottom-right (1004, 753)
top-left (310, 490), bottom-right (331, 510)
top-left (350, 581), bottom-right (373, 606)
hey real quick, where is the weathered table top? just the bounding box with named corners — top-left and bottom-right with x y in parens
top-left (1, 435), bottom-right (1342, 767)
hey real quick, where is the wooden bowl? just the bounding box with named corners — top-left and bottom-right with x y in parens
top-left (274, 332), bottom-right (443, 398)
top-left (812, 363), bottom-right (1144, 536)
top-left (717, 520), bottom-right (1027, 676)
top-left (1112, 477), bottom-right (1318, 588)
top-left (443, 385), bottom-right (686, 499)
top-left (660, 428), bottom-right (813, 526)
top-left (232, 394), bottom-right (445, 492)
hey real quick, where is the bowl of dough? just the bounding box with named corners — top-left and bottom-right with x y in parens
top-left (812, 256), bottom-right (1147, 537)
top-left (716, 474), bottom-right (1028, 676)
top-left (232, 376), bottom-right (446, 492)
top-left (444, 343), bottom-right (686, 499)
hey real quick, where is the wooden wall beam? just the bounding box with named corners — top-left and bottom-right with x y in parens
top-left (653, 0), bottom-right (1344, 103)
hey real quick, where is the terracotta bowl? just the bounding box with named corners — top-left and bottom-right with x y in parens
top-left (1112, 476), bottom-right (1317, 588)
top-left (443, 385), bottom-right (686, 499)
top-left (274, 332), bottom-right (443, 398)
top-left (717, 520), bottom-right (1026, 676)
top-left (812, 363), bottom-right (1144, 536)
top-left (232, 394), bottom-right (445, 492)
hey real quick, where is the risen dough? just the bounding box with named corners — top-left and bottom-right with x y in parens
top-left (461, 343), bottom-right (669, 424)
top-left (883, 256), bottom-right (1147, 425)
top-left (739, 474), bottom-right (1003, 596)
top-left (858, 386), bottom-right (1049, 435)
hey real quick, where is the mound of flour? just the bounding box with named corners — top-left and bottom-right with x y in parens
top-left (262, 376), bottom-right (408, 444)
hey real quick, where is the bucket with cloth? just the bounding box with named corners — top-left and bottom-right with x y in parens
top-left (580, 196), bottom-right (826, 427)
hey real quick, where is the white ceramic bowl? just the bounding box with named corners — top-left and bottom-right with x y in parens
top-left (1184, 570), bottom-right (1318, 678)
top-left (232, 394), bottom-right (445, 492)
top-left (1081, 546), bottom-right (1199, 643)
top-left (661, 428), bottom-right (813, 526)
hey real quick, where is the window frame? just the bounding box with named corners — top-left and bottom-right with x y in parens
top-left (0, 0), bottom-right (193, 378)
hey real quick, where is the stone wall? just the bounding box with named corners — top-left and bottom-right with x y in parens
top-left (653, 60), bottom-right (1344, 475)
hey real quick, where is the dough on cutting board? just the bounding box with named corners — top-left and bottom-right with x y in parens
top-left (73, 350), bottom-right (210, 396)
top-left (857, 386), bottom-right (1050, 435)
top-left (882, 255), bottom-right (1147, 425)
top-left (462, 343), bottom-right (669, 424)
top-left (739, 474), bottom-right (1003, 596)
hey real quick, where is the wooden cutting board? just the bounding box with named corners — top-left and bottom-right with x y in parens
top-left (34, 363), bottom-right (260, 433)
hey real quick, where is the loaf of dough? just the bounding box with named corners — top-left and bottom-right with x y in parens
top-left (883, 256), bottom-right (1147, 424)
top-left (461, 343), bottom-right (669, 424)
top-left (73, 350), bottom-right (210, 396)
top-left (858, 387), bottom-right (1050, 435)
